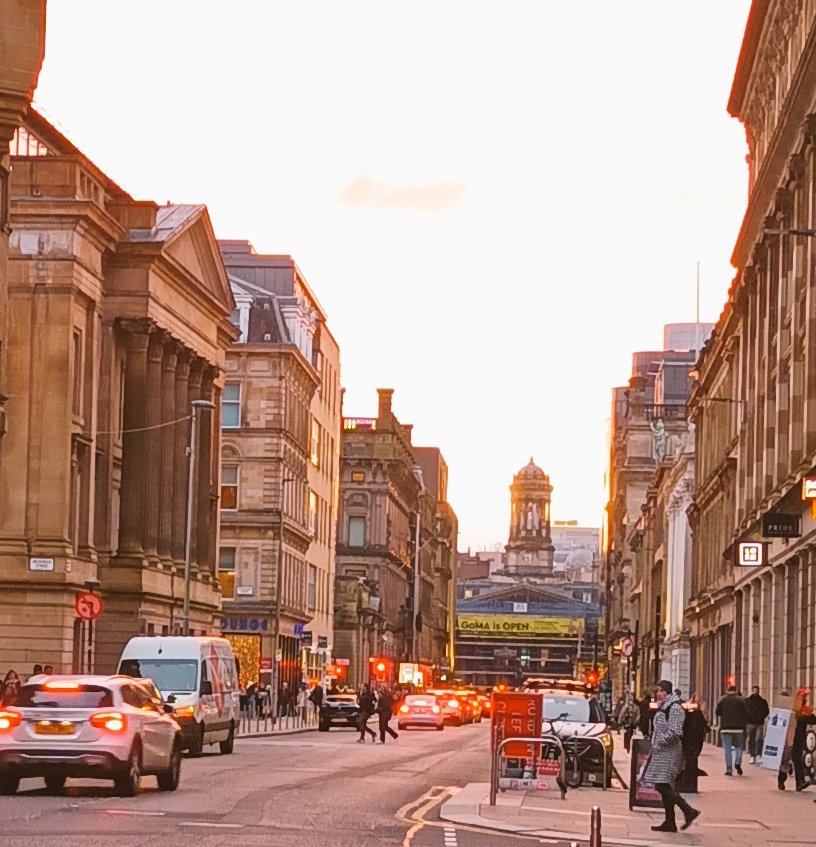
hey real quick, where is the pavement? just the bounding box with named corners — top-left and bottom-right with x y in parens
top-left (440, 741), bottom-right (816, 846)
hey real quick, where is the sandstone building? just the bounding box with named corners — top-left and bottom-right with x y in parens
top-left (218, 242), bottom-right (341, 692)
top-left (0, 111), bottom-right (235, 673)
top-left (689, 1), bottom-right (816, 705)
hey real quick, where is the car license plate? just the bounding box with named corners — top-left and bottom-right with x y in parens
top-left (413, 708), bottom-right (427, 714)
top-left (35, 721), bottom-right (74, 735)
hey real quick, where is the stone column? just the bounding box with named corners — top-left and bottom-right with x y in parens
top-left (196, 366), bottom-right (216, 578)
top-left (158, 340), bottom-right (179, 567)
top-left (185, 359), bottom-right (204, 572)
top-left (171, 350), bottom-right (192, 566)
top-left (144, 331), bottom-right (165, 565)
top-left (116, 319), bottom-right (152, 561)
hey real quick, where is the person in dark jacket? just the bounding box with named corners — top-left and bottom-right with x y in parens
top-left (638, 695), bottom-right (653, 737)
top-left (715, 685), bottom-right (747, 775)
top-left (376, 686), bottom-right (399, 743)
top-left (680, 695), bottom-right (709, 787)
top-left (744, 686), bottom-right (770, 764)
top-left (357, 683), bottom-right (377, 743)
top-left (778, 690), bottom-right (816, 790)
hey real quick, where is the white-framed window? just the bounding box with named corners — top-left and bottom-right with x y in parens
top-left (222, 383), bottom-right (241, 428)
top-left (221, 465), bottom-right (239, 510)
top-left (308, 490), bottom-right (317, 537)
top-left (307, 564), bottom-right (317, 611)
top-left (310, 418), bottom-right (320, 467)
top-left (219, 547), bottom-right (236, 599)
top-left (348, 516), bottom-right (365, 547)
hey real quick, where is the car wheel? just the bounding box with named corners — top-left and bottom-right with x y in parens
top-left (114, 742), bottom-right (142, 797)
top-left (44, 774), bottom-right (67, 793)
top-left (397, 724), bottom-right (405, 731)
top-left (219, 722), bottom-right (234, 755)
top-left (318, 721), bottom-right (330, 732)
top-left (0, 775), bottom-right (20, 796)
top-left (157, 742), bottom-right (182, 792)
top-left (436, 724), bottom-right (444, 731)
top-left (187, 722), bottom-right (204, 757)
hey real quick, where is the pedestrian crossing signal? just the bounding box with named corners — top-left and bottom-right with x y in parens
top-left (583, 669), bottom-right (600, 688)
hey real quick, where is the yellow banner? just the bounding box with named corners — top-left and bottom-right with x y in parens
top-left (457, 614), bottom-right (584, 636)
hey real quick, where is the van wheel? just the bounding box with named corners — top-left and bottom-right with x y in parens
top-left (157, 742), bottom-right (182, 791)
top-left (0, 775), bottom-right (19, 795)
top-left (44, 774), bottom-right (67, 792)
top-left (219, 722), bottom-right (234, 755)
top-left (187, 722), bottom-right (204, 757)
top-left (114, 743), bottom-right (141, 797)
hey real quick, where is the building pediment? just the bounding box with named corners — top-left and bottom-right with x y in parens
top-left (469, 582), bottom-right (577, 606)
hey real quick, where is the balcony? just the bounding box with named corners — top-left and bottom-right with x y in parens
top-left (343, 417), bottom-right (376, 431)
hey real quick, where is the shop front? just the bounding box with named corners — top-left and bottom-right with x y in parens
top-left (220, 615), bottom-right (272, 688)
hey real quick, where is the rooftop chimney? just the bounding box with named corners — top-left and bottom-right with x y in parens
top-left (377, 388), bottom-right (394, 420)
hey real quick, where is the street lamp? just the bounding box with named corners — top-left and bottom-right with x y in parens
top-left (182, 399), bottom-right (215, 636)
top-left (271, 476), bottom-right (295, 722)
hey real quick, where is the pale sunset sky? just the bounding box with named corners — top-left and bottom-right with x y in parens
top-left (32, 1), bottom-right (753, 551)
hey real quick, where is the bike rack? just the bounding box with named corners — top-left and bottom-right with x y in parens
top-left (489, 733), bottom-right (567, 805)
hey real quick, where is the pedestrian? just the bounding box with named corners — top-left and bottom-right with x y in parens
top-left (643, 680), bottom-right (700, 833)
top-left (296, 684), bottom-right (309, 722)
top-left (638, 694), bottom-right (653, 738)
top-left (620, 693), bottom-right (641, 753)
top-left (43, 665), bottom-right (54, 675)
top-left (612, 695), bottom-right (625, 733)
top-left (376, 686), bottom-right (399, 743)
top-left (245, 681), bottom-right (257, 720)
top-left (680, 695), bottom-right (709, 785)
top-left (0, 670), bottom-right (20, 707)
top-left (744, 685), bottom-right (770, 764)
top-left (25, 664), bottom-right (43, 683)
top-left (278, 682), bottom-right (290, 718)
top-left (309, 682), bottom-right (324, 719)
top-left (715, 684), bottom-right (747, 776)
top-left (778, 688), bottom-right (816, 791)
top-left (356, 683), bottom-right (377, 743)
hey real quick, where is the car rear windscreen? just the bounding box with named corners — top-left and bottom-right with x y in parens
top-left (118, 659), bottom-right (198, 692)
top-left (15, 685), bottom-right (114, 709)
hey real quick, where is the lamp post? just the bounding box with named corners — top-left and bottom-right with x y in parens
top-left (271, 476), bottom-right (295, 722)
top-left (182, 399), bottom-right (215, 636)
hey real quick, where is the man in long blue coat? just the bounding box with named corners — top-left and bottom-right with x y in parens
top-left (643, 680), bottom-right (701, 833)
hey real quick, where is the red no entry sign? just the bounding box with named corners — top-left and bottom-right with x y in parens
top-left (75, 592), bottom-right (104, 621)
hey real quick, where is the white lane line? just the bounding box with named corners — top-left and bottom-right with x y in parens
top-left (105, 810), bottom-right (166, 817)
top-left (443, 825), bottom-right (458, 847)
top-left (179, 822), bottom-right (243, 828)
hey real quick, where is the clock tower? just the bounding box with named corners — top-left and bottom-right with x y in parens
top-left (505, 458), bottom-right (554, 578)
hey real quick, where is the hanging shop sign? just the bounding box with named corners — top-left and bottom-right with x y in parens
top-left (734, 541), bottom-right (767, 567)
top-left (802, 476), bottom-right (816, 500)
top-left (458, 614), bottom-right (584, 636)
top-left (762, 512), bottom-right (801, 539)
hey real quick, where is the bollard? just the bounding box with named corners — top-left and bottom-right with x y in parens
top-left (589, 805), bottom-right (602, 847)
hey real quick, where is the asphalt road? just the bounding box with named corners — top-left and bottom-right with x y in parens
top-left (0, 720), bottom-right (557, 847)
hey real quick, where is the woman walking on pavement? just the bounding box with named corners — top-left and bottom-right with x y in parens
top-left (0, 670), bottom-right (20, 707)
top-left (376, 685), bottom-right (399, 743)
top-left (643, 680), bottom-right (701, 833)
top-left (357, 683), bottom-right (377, 743)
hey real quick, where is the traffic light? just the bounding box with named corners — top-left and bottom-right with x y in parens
top-left (369, 656), bottom-right (391, 682)
top-left (583, 668), bottom-right (600, 688)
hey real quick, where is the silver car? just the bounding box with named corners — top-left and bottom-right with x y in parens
top-left (0, 674), bottom-right (183, 796)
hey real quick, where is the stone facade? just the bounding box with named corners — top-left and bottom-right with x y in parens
top-left (689, 0), bottom-right (816, 703)
top-left (503, 459), bottom-right (554, 577)
top-left (0, 111), bottom-right (235, 674)
top-left (0, 0), bottom-right (46, 467)
top-left (218, 243), bottom-right (340, 692)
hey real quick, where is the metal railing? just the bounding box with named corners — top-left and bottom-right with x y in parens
top-left (236, 707), bottom-right (318, 736)
top-left (489, 733), bottom-right (567, 805)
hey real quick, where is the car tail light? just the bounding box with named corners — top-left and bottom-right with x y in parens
top-left (399, 704), bottom-right (409, 714)
top-left (174, 704), bottom-right (196, 718)
top-left (448, 699), bottom-right (459, 709)
top-left (44, 681), bottom-right (81, 690)
top-left (90, 711), bottom-right (126, 733)
top-left (0, 711), bottom-right (21, 731)
top-left (431, 705), bottom-right (441, 714)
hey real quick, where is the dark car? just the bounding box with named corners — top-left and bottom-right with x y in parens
top-left (318, 694), bottom-right (360, 732)
top-left (523, 678), bottom-right (614, 788)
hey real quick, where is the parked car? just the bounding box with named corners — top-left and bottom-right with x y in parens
top-left (397, 695), bottom-right (444, 731)
top-left (523, 678), bottom-right (614, 787)
top-left (0, 675), bottom-right (183, 796)
top-left (118, 635), bottom-right (240, 757)
top-left (455, 689), bottom-right (483, 723)
top-left (318, 693), bottom-right (360, 731)
top-left (425, 689), bottom-right (469, 726)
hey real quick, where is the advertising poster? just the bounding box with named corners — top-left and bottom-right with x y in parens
top-left (491, 691), bottom-right (542, 759)
top-left (629, 738), bottom-right (663, 809)
top-left (761, 707), bottom-right (792, 772)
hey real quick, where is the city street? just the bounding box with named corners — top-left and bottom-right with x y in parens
top-left (0, 722), bottom-right (549, 847)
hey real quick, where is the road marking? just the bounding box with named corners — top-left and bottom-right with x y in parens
top-left (403, 821), bottom-right (424, 847)
top-left (179, 822), bottom-right (243, 828)
top-left (443, 825), bottom-right (458, 847)
top-left (104, 810), bottom-right (166, 817)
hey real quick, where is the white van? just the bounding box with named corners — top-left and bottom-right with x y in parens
top-left (117, 636), bottom-right (240, 756)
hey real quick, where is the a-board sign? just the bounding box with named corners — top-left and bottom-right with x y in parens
top-left (491, 691), bottom-right (542, 759)
top-left (629, 738), bottom-right (662, 809)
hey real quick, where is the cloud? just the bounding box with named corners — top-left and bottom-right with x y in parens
top-left (339, 171), bottom-right (468, 211)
